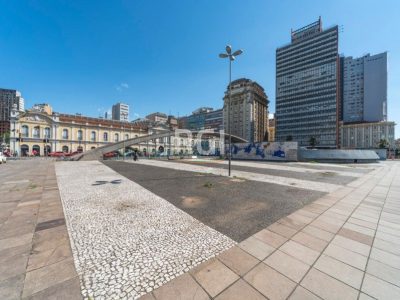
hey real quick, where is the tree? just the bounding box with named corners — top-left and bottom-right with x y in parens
top-left (309, 136), bottom-right (317, 148)
top-left (286, 135), bottom-right (293, 141)
top-left (378, 139), bottom-right (389, 149)
top-left (0, 131), bottom-right (10, 145)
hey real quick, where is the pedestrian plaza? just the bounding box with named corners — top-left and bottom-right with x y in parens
top-left (0, 158), bottom-right (399, 299)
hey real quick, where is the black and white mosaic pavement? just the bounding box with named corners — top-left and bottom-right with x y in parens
top-left (55, 161), bottom-right (235, 300)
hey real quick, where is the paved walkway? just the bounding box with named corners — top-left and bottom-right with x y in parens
top-left (0, 160), bottom-right (81, 300)
top-left (1, 160), bottom-right (399, 299)
top-left (140, 161), bottom-right (400, 300)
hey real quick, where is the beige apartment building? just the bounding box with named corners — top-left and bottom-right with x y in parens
top-left (223, 78), bottom-right (269, 143)
top-left (268, 116), bottom-right (275, 142)
top-left (10, 104), bottom-right (146, 156)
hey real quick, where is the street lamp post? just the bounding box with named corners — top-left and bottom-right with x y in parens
top-left (219, 45), bottom-right (243, 176)
top-left (122, 126), bottom-right (125, 161)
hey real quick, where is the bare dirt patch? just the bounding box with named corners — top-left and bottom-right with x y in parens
top-left (181, 196), bottom-right (209, 208)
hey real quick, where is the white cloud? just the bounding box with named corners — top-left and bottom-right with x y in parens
top-left (115, 82), bottom-right (129, 92)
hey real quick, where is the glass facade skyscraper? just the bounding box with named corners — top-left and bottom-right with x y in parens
top-left (275, 18), bottom-right (339, 147)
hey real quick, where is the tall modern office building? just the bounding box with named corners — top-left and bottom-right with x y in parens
top-left (223, 78), bottom-right (269, 143)
top-left (342, 52), bottom-right (387, 123)
top-left (112, 102), bottom-right (129, 122)
top-left (275, 18), bottom-right (339, 147)
top-left (0, 88), bottom-right (25, 136)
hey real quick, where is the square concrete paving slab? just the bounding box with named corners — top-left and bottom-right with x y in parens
top-left (359, 292), bottom-right (376, 300)
top-left (291, 231), bottom-right (328, 252)
top-left (23, 277), bottom-right (82, 300)
top-left (323, 243), bottom-right (368, 271)
top-left (300, 268), bottom-right (359, 300)
top-left (0, 243), bottom-right (31, 282)
top-left (314, 254), bottom-right (364, 289)
top-left (190, 258), bottom-right (239, 297)
top-left (331, 235), bottom-right (371, 256)
top-left (0, 274), bottom-right (24, 300)
top-left (289, 286), bottom-right (321, 300)
top-left (362, 273), bottom-right (400, 300)
top-left (338, 227), bottom-right (374, 246)
top-left (238, 236), bottom-right (275, 260)
top-left (370, 247), bottom-right (400, 269)
top-left (343, 223), bottom-right (375, 237)
top-left (244, 263), bottom-right (296, 300)
top-left (22, 256), bottom-right (78, 298)
top-left (366, 258), bottom-right (400, 287)
top-left (264, 250), bottom-right (310, 283)
top-left (279, 240), bottom-right (320, 265)
top-left (217, 246), bottom-right (259, 276)
top-left (215, 279), bottom-right (266, 300)
top-left (0, 232), bottom-right (33, 252)
top-left (267, 222), bottom-right (298, 239)
top-left (301, 225), bottom-right (335, 242)
top-left (310, 219), bottom-right (342, 234)
top-left (253, 229), bottom-right (288, 248)
top-left (151, 273), bottom-right (209, 300)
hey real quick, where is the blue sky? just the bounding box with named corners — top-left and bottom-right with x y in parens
top-left (0, 0), bottom-right (399, 136)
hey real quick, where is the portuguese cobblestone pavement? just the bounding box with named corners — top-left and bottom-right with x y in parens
top-left (55, 161), bottom-right (235, 299)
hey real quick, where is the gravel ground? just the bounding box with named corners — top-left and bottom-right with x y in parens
top-left (104, 161), bottom-right (326, 242)
top-left (55, 161), bottom-right (234, 300)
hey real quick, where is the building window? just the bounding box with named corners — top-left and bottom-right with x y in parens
top-left (103, 132), bottom-right (108, 142)
top-left (33, 126), bottom-right (40, 138)
top-left (114, 133), bottom-right (119, 142)
top-left (125, 134), bottom-right (129, 140)
top-left (44, 127), bottom-right (51, 139)
top-left (62, 129), bottom-right (69, 139)
top-left (21, 125), bottom-right (29, 137)
top-left (77, 130), bottom-right (83, 141)
top-left (91, 131), bottom-right (96, 142)
top-left (62, 145), bottom-right (69, 153)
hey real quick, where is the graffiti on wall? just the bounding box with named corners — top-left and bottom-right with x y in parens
top-left (230, 142), bottom-right (298, 161)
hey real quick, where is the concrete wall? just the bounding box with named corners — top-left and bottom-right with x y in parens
top-left (231, 142), bottom-right (298, 161)
top-left (299, 148), bottom-right (379, 163)
top-left (371, 148), bottom-right (387, 160)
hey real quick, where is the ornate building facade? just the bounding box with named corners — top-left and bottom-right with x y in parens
top-left (10, 104), bottom-right (146, 156)
top-left (223, 78), bottom-right (269, 143)
top-left (9, 104), bottom-right (222, 157)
